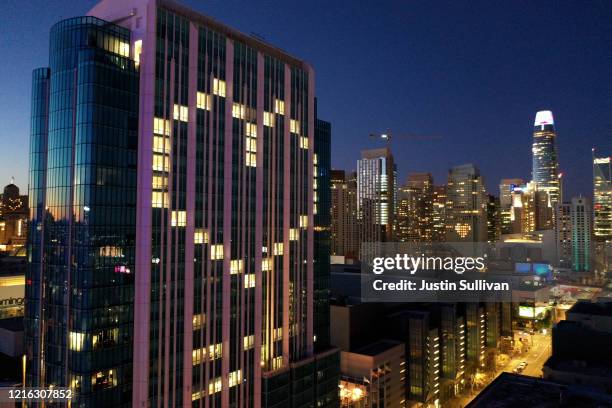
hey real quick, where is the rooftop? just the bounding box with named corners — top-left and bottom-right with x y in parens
top-left (467, 372), bottom-right (612, 408)
top-left (569, 300), bottom-right (612, 317)
top-left (354, 340), bottom-right (402, 357)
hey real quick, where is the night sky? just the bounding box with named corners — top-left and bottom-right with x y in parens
top-left (2, 0), bottom-right (612, 198)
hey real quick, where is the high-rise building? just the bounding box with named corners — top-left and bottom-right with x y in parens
top-left (592, 152), bottom-right (612, 275)
top-left (26, 1), bottom-right (339, 406)
top-left (499, 178), bottom-right (524, 235)
top-left (395, 173), bottom-right (434, 242)
top-left (554, 202), bottom-right (572, 269)
top-left (571, 197), bottom-right (592, 272)
top-left (432, 185), bottom-right (447, 242)
top-left (509, 181), bottom-right (553, 234)
top-left (486, 195), bottom-right (501, 243)
top-left (0, 181), bottom-right (28, 252)
top-left (357, 148), bottom-right (396, 245)
top-left (312, 114), bottom-right (342, 400)
top-left (390, 310), bottom-right (440, 406)
top-left (445, 164), bottom-right (487, 242)
top-left (439, 303), bottom-right (466, 400)
top-left (330, 170), bottom-right (359, 258)
top-left (593, 153), bottom-right (612, 241)
top-left (532, 110), bottom-right (561, 209)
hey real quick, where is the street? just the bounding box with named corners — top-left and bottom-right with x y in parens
top-left (501, 332), bottom-right (551, 378)
top-left (449, 331), bottom-right (552, 408)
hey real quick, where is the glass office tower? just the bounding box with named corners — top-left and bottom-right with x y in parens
top-left (357, 148), bottom-right (396, 244)
top-left (27, 1), bottom-right (339, 407)
top-left (532, 110), bottom-right (561, 208)
top-left (593, 154), bottom-right (612, 240)
top-left (26, 16), bottom-right (139, 406)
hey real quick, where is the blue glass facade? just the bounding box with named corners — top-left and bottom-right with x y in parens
top-left (26, 16), bottom-right (139, 407)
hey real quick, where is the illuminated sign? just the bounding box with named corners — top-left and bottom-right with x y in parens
top-left (518, 305), bottom-right (547, 319)
top-left (534, 110), bottom-right (554, 126)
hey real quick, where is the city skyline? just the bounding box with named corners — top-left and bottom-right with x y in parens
top-left (2, 0), bottom-right (612, 198)
top-left (1, 2), bottom-right (611, 408)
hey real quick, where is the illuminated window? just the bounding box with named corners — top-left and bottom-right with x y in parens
top-left (263, 111), bottom-right (274, 127)
top-left (171, 210), bottom-right (186, 227)
top-left (245, 137), bottom-right (257, 153)
top-left (300, 136), bottom-right (309, 149)
top-left (273, 242), bottom-right (284, 256)
top-left (274, 99), bottom-right (285, 115)
top-left (290, 119), bottom-right (300, 134)
top-left (313, 154), bottom-right (318, 165)
top-left (313, 204), bottom-right (318, 215)
top-left (213, 78), bottom-right (226, 97)
top-left (133, 39), bottom-right (142, 67)
top-left (313, 179), bottom-right (318, 189)
top-left (210, 244), bottom-right (223, 260)
top-left (193, 313), bottom-right (205, 330)
top-left (118, 41), bottom-right (130, 57)
top-left (196, 92), bottom-right (212, 110)
top-left (314, 191), bottom-right (318, 202)
top-left (153, 117), bottom-right (171, 136)
top-left (262, 257), bottom-right (272, 272)
top-left (208, 377), bottom-right (222, 395)
top-left (193, 343), bottom-right (222, 366)
top-left (173, 104), bottom-right (188, 122)
top-left (300, 215), bottom-right (308, 228)
top-left (229, 370), bottom-right (242, 387)
top-left (69, 331), bottom-right (85, 351)
top-left (244, 274), bottom-right (256, 288)
top-left (273, 327), bottom-right (283, 341)
top-left (209, 343), bottom-right (222, 359)
top-left (152, 191), bottom-right (168, 208)
top-left (153, 135), bottom-right (169, 153)
top-left (289, 228), bottom-right (299, 241)
top-left (245, 152), bottom-right (257, 168)
top-left (272, 356), bottom-right (283, 370)
top-left (192, 348), bottom-right (204, 365)
top-left (194, 228), bottom-right (209, 244)
top-left (243, 334), bottom-right (254, 350)
top-left (152, 154), bottom-right (169, 172)
top-left (92, 369), bottom-right (117, 390)
top-left (152, 175), bottom-right (166, 189)
top-left (232, 102), bottom-right (246, 119)
top-left (230, 259), bottom-right (244, 274)
top-left (99, 246), bottom-right (123, 257)
top-left (245, 122), bottom-right (257, 138)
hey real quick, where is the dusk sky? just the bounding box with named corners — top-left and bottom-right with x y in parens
top-left (2, 0), bottom-right (612, 198)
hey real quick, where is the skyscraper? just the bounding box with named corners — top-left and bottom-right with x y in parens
top-left (445, 164), bottom-right (487, 242)
top-left (571, 197), bottom-right (592, 272)
top-left (509, 181), bottom-right (553, 234)
top-left (593, 153), bottom-right (612, 241)
top-left (0, 181), bottom-right (29, 251)
top-left (26, 1), bottom-right (338, 406)
top-left (357, 148), bottom-right (396, 245)
top-left (395, 172), bottom-right (434, 242)
top-left (330, 170), bottom-right (359, 258)
top-left (532, 110), bottom-right (561, 209)
top-left (486, 195), bottom-right (501, 243)
top-left (554, 202), bottom-right (572, 269)
top-left (499, 178), bottom-right (524, 235)
top-left (432, 185), bottom-right (447, 242)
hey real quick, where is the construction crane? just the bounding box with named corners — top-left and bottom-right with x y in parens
top-left (368, 131), bottom-right (442, 144)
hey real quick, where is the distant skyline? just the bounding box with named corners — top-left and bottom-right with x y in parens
top-left (2, 0), bottom-right (612, 198)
